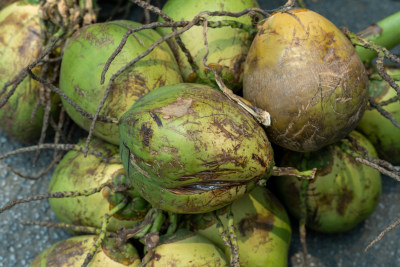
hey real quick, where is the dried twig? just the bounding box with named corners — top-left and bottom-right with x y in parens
top-left (201, 17), bottom-right (271, 127)
top-left (365, 217), bottom-right (400, 252)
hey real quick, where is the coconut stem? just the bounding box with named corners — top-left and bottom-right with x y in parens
top-left (166, 212), bottom-right (178, 235)
top-left (272, 166), bottom-right (317, 179)
top-left (21, 220), bottom-right (116, 237)
top-left (82, 198), bottom-right (128, 267)
top-left (226, 205), bottom-right (240, 267)
top-left (213, 208), bottom-right (240, 267)
top-left (0, 180), bottom-right (111, 214)
top-left (356, 11), bottom-right (400, 64)
top-left (299, 178), bottom-right (310, 265)
top-left (340, 138), bottom-right (400, 181)
top-left (201, 17), bottom-right (271, 127)
top-left (365, 216), bottom-right (400, 252)
top-left (0, 143), bottom-right (119, 163)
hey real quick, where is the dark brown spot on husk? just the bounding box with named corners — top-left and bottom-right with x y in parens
top-left (252, 153), bottom-right (266, 168)
top-left (46, 238), bottom-right (88, 266)
top-left (336, 186), bottom-right (354, 216)
top-left (150, 111), bottom-right (163, 127)
top-left (211, 117), bottom-right (237, 140)
top-left (140, 123), bottom-right (153, 147)
top-left (238, 214), bottom-right (274, 237)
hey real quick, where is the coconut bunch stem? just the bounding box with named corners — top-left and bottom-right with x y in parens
top-left (82, 199), bottom-right (128, 267)
top-left (0, 180), bottom-right (112, 214)
top-left (344, 28), bottom-right (400, 130)
top-left (340, 137), bottom-right (400, 181)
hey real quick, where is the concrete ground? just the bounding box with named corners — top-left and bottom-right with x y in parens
top-left (1, 0), bottom-right (400, 266)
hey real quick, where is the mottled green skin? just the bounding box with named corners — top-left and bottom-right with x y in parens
top-left (119, 83), bottom-right (274, 213)
top-left (158, 0), bottom-right (259, 91)
top-left (357, 69), bottom-right (400, 164)
top-left (30, 235), bottom-right (140, 267)
top-left (243, 9), bottom-right (368, 152)
top-left (189, 186), bottom-right (291, 267)
top-left (60, 20), bottom-right (182, 145)
top-left (145, 230), bottom-right (229, 267)
top-left (273, 131), bottom-right (382, 233)
top-left (0, 2), bottom-right (59, 143)
top-left (49, 138), bottom-right (149, 232)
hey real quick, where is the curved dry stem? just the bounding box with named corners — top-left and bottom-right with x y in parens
top-left (201, 18), bottom-right (271, 127)
top-left (0, 181), bottom-right (111, 214)
top-left (21, 220), bottom-right (116, 237)
top-left (0, 143), bottom-right (120, 164)
top-left (365, 217), bottom-right (400, 252)
top-left (5, 154), bottom-right (62, 180)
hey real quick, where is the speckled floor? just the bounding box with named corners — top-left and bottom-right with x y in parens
top-left (1, 0), bottom-right (400, 266)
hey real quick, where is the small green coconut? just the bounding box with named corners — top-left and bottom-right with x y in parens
top-left (145, 229), bottom-right (229, 267)
top-left (0, 1), bottom-right (59, 143)
top-left (49, 137), bottom-right (150, 232)
top-left (357, 67), bottom-right (400, 164)
top-left (273, 131), bottom-right (382, 233)
top-left (60, 20), bottom-right (183, 145)
top-left (30, 235), bottom-right (140, 267)
top-left (158, 0), bottom-right (259, 91)
top-left (189, 186), bottom-right (292, 267)
top-left (119, 83), bottom-right (274, 213)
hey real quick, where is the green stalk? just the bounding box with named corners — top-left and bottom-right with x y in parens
top-left (82, 200), bottom-right (128, 267)
top-left (166, 212), bottom-right (178, 235)
top-left (356, 11), bottom-right (400, 63)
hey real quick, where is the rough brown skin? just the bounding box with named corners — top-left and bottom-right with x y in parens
top-left (243, 8), bottom-right (368, 152)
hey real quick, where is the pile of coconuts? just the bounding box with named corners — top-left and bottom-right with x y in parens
top-left (1, 0), bottom-right (400, 266)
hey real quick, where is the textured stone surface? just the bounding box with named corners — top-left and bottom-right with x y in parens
top-left (1, 0), bottom-right (400, 266)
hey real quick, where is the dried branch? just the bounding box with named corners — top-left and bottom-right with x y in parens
top-left (365, 217), bottom-right (400, 252)
top-left (201, 17), bottom-right (271, 127)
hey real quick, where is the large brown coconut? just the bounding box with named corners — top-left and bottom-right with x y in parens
top-left (243, 8), bottom-right (368, 152)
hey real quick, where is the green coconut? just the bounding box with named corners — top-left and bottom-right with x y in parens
top-left (145, 229), bottom-right (229, 267)
top-left (0, 1), bottom-right (59, 143)
top-left (59, 20), bottom-right (183, 145)
top-left (30, 235), bottom-right (140, 267)
top-left (273, 131), bottom-right (382, 233)
top-left (243, 8), bottom-right (368, 152)
top-left (357, 67), bottom-right (400, 164)
top-left (189, 186), bottom-right (292, 267)
top-left (119, 83), bottom-right (274, 214)
top-left (49, 137), bottom-right (150, 232)
top-left (157, 0), bottom-right (259, 91)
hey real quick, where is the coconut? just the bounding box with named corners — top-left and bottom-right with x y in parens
top-left (59, 20), bottom-right (183, 145)
top-left (49, 137), bottom-right (150, 232)
top-left (273, 131), bottom-right (382, 233)
top-left (158, 0), bottom-right (259, 91)
top-left (30, 235), bottom-right (140, 267)
top-left (189, 186), bottom-right (292, 267)
top-left (119, 83), bottom-right (274, 214)
top-left (145, 230), bottom-right (229, 267)
top-left (0, 1), bottom-right (59, 143)
top-left (243, 8), bottom-right (368, 152)
top-left (357, 66), bottom-right (400, 164)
